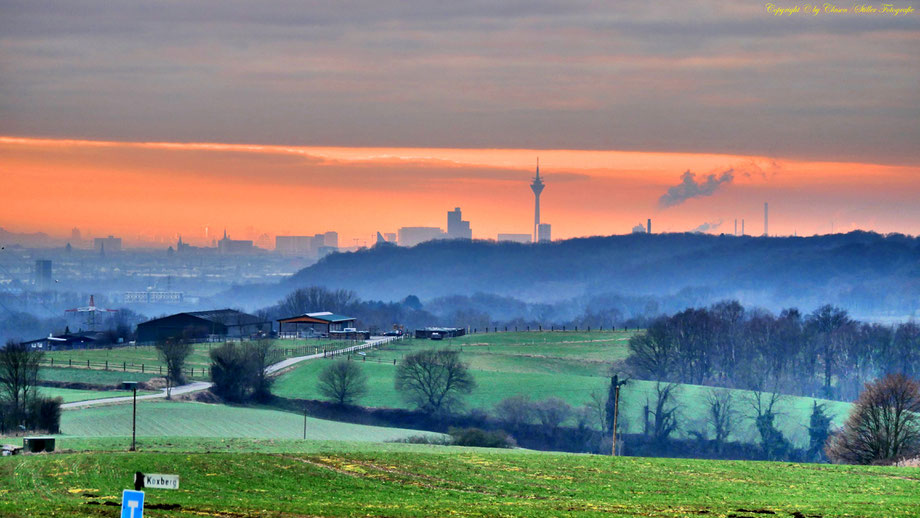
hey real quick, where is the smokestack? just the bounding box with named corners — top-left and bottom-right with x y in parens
top-left (734, 219), bottom-right (737, 236)
top-left (742, 219), bottom-right (745, 236)
top-left (764, 202), bottom-right (769, 237)
top-left (647, 219), bottom-right (651, 234)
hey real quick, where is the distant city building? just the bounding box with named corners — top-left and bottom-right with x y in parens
top-left (94, 235), bottom-right (122, 254)
top-left (71, 227), bottom-right (82, 243)
top-left (123, 290), bottom-right (184, 304)
top-left (275, 235), bottom-right (314, 256)
top-left (398, 226), bottom-right (446, 247)
top-left (384, 232), bottom-right (397, 243)
top-left (530, 159), bottom-right (545, 243)
top-left (647, 218), bottom-right (652, 234)
top-left (446, 207), bottom-right (472, 240)
top-left (34, 259), bottom-right (52, 291)
top-left (538, 223), bottom-right (551, 243)
top-left (323, 231), bottom-right (339, 249)
top-left (497, 233), bottom-right (532, 244)
top-left (217, 230), bottom-right (254, 254)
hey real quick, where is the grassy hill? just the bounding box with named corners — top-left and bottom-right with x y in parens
top-left (58, 400), bottom-right (440, 442)
top-left (274, 332), bottom-right (851, 446)
top-left (2, 446), bottom-right (917, 517)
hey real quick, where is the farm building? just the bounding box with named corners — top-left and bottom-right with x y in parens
top-left (136, 309), bottom-right (270, 344)
top-left (21, 332), bottom-right (97, 351)
top-left (277, 312), bottom-right (357, 337)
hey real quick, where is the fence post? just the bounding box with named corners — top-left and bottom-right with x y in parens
top-left (159, 366), bottom-right (162, 375)
top-left (141, 364), bottom-right (144, 373)
top-left (124, 362), bottom-right (126, 371)
top-left (51, 358), bottom-right (54, 366)
top-left (69, 358), bottom-right (72, 367)
top-left (105, 360), bottom-right (108, 370)
top-left (87, 359), bottom-right (90, 368)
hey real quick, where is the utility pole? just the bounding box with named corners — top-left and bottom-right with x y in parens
top-left (122, 381), bottom-right (138, 451)
top-left (609, 375), bottom-right (628, 456)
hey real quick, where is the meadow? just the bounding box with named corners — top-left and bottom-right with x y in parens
top-left (57, 400), bottom-right (441, 442)
top-left (2, 446), bottom-right (917, 517)
top-left (274, 332), bottom-right (851, 446)
top-left (40, 339), bottom-right (341, 382)
top-left (38, 387), bottom-right (155, 404)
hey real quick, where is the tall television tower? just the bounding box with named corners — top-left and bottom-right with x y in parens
top-left (530, 158), bottom-right (544, 243)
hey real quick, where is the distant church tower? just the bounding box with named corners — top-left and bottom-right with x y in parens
top-left (530, 158), bottom-right (545, 243)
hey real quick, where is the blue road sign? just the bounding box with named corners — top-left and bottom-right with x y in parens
top-left (121, 489), bottom-right (145, 518)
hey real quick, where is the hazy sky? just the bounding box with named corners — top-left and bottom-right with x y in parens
top-left (1, 1), bottom-right (918, 245)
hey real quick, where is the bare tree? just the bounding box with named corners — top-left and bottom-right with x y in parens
top-left (0, 340), bottom-right (43, 426)
top-left (155, 339), bottom-right (193, 397)
top-left (648, 382), bottom-right (680, 444)
top-left (318, 360), bottom-right (368, 405)
top-left (395, 349), bottom-right (475, 414)
top-left (826, 373), bottom-right (920, 464)
top-left (706, 388), bottom-right (736, 451)
top-left (626, 319), bottom-right (674, 381)
top-left (588, 390), bottom-right (609, 433)
top-left (494, 395), bottom-right (534, 432)
top-left (533, 397), bottom-right (573, 438)
top-left (279, 286), bottom-right (357, 316)
top-left (745, 390), bottom-right (790, 460)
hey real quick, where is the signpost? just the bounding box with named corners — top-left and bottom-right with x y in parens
top-left (143, 473), bottom-right (180, 490)
top-left (120, 489), bottom-right (144, 518)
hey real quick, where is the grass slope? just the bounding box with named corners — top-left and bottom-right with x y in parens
top-left (2, 448), bottom-right (917, 517)
top-left (59, 400), bottom-right (439, 442)
top-left (275, 332), bottom-right (850, 446)
top-left (38, 387), bottom-right (154, 403)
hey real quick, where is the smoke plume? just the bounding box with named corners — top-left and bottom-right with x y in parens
top-left (658, 169), bottom-right (734, 209)
top-left (692, 220), bottom-right (724, 233)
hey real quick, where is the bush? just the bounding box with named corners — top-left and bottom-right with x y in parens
top-left (448, 427), bottom-right (516, 448)
top-left (33, 397), bottom-right (62, 434)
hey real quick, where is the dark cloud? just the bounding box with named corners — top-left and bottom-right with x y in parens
top-left (0, 1), bottom-right (917, 163)
top-left (658, 169), bottom-right (734, 209)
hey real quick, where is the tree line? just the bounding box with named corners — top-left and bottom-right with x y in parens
top-left (626, 301), bottom-right (920, 401)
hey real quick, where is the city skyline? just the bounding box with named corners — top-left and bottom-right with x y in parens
top-left (2, 135), bottom-right (919, 248)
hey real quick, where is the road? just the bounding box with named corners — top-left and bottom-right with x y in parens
top-left (61, 336), bottom-right (398, 409)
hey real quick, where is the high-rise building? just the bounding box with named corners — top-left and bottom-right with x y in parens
top-left (764, 202), bottom-right (769, 237)
top-left (275, 236), bottom-right (313, 255)
top-left (538, 223), bottom-right (551, 243)
top-left (34, 259), bottom-right (52, 291)
top-left (384, 232), bottom-right (397, 243)
top-left (530, 159), bottom-right (545, 243)
top-left (398, 227), bottom-right (446, 247)
top-left (647, 219), bottom-right (652, 234)
top-left (447, 207), bottom-right (472, 240)
top-left (323, 231), bottom-right (338, 249)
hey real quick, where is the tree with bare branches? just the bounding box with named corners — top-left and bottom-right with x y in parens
top-left (318, 360), bottom-right (368, 405)
top-left (706, 388), bottom-right (736, 452)
top-left (395, 349), bottom-right (475, 414)
top-left (826, 373), bottom-right (920, 464)
top-left (0, 340), bottom-right (42, 426)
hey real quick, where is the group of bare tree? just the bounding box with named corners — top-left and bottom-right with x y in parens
top-left (209, 340), bottom-right (275, 402)
top-left (627, 301), bottom-right (920, 400)
top-left (0, 340), bottom-right (61, 434)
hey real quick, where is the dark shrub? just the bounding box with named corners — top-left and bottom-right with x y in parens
top-left (448, 427), bottom-right (516, 448)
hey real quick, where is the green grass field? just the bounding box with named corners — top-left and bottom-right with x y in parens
top-left (57, 400), bottom-right (441, 442)
top-left (2, 447), bottom-right (917, 517)
top-left (40, 338), bottom-right (342, 382)
top-left (39, 367), bottom-right (157, 385)
top-left (37, 387), bottom-right (155, 403)
top-left (274, 332), bottom-right (850, 446)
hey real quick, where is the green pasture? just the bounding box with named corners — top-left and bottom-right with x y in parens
top-left (37, 387), bottom-right (155, 404)
top-left (38, 367), bottom-right (156, 385)
top-left (2, 448), bottom-right (917, 517)
top-left (57, 400), bottom-right (441, 442)
top-left (275, 332), bottom-right (850, 446)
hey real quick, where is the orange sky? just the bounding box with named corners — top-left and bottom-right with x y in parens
top-left (1, 136), bottom-right (918, 247)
